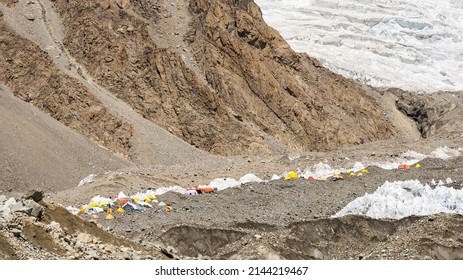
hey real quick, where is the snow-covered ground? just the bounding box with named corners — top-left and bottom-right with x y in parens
top-left (255, 0), bottom-right (463, 93)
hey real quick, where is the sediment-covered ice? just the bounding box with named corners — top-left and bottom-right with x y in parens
top-left (294, 146), bottom-right (461, 179)
top-left (255, 0), bottom-right (463, 92)
top-left (334, 180), bottom-right (463, 219)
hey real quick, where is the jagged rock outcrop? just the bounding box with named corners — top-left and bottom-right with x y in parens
top-left (392, 88), bottom-right (463, 139)
top-left (50, 0), bottom-right (394, 156)
top-left (0, 19), bottom-right (133, 157)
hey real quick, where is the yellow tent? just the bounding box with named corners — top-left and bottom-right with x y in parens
top-left (284, 171), bottom-right (300, 180)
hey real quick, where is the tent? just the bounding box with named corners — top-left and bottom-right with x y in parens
top-left (284, 171), bottom-right (300, 180)
top-left (195, 186), bottom-right (215, 194)
top-left (185, 189), bottom-right (198, 196)
top-left (122, 202), bottom-right (141, 212)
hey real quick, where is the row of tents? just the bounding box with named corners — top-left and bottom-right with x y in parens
top-left (70, 162), bottom-right (421, 219)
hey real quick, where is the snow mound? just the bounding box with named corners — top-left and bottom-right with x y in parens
top-left (154, 186), bottom-right (186, 196)
top-left (201, 173), bottom-right (264, 191)
top-left (301, 162), bottom-right (337, 178)
top-left (334, 180), bottom-right (463, 219)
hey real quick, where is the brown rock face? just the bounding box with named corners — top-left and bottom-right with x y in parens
top-left (0, 20), bottom-right (133, 157)
top-left (189, 0), bottom-right (395, 152)
top-left (42, 0), bottom-right (393, 156)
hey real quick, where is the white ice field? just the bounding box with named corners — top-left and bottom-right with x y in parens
top-left (255, 0), bottom-right (463, 93)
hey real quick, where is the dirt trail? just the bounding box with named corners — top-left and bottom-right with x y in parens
top-left (0, 0), bottom-right (217, 166)
top-left (378, 92), bottom-right (421, 141)
top-left (147, 0), bottom-right (211, 89)
top-left (362, 85), bottom-right (421, 142)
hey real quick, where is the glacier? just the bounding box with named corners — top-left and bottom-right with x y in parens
top-left (255, 0), bottom-right (463, 93)
top-left (334, 180), bottom-right (463, 219)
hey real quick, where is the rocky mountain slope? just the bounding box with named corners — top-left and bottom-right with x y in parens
top-left (1, 0), bottom-right (394, 160)
top-left (0, 87), bottom-right (131, 195)
top-left (0, 15), bottom-right (133, 157)
top-left (55, 0), bottom-right (396, 155)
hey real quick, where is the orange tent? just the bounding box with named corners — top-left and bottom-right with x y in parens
top-left (195, 186), bottom-right (215, 193)
top-left (398, 164), bottom-right (411, 170)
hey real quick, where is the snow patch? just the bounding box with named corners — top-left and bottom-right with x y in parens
top-left (78, 174), bottom-right (95, 187)
top-left (401, 150), bottom-right (427, 161)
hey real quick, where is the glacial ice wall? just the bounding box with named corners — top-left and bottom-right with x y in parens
top-left (255, 0), bottom-right (463, 93)
top-left (334, 180), bottom-right (463, 219)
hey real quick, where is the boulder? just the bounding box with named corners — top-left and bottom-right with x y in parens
top-left (22, 189), bottom-right (44, 203)
top-left (11, 228), bottom-right (22, 238)
top-left (25, 12), bottom-right (35, 21)
top-left (49, 221), bottom-right (61, 231)
top-left (23, 199), bottom-right (44, 218)
top-left (76, 233), bottom-right (93, 243)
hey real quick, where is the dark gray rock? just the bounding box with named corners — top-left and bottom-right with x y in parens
top-left (22, 189), bottom-right (44, 203)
